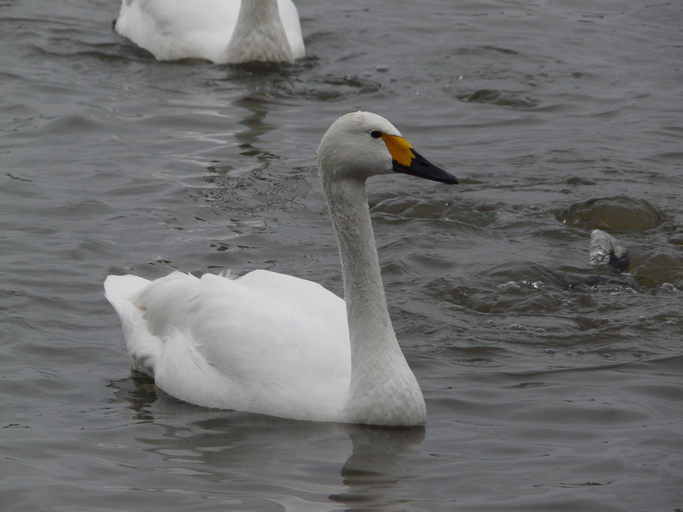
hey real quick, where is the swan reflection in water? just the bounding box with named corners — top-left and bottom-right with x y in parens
top-left (109, 375), bottom-right (425, 510)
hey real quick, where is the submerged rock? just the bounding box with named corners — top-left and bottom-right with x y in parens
top-left (456, 89), bottom-right (539, 108)
top-left (632, 253), bottom-right (683, 289)
top-left (558, 196), bottom-right (663, 232)
top-left (589, 229), bottom-right (630, 272)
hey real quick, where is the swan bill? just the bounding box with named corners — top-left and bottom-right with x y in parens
top-left (382, 134), bottom-right (458, 185)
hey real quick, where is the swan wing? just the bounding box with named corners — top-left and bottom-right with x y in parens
top-left (115, 0), bottom-right (240, 62)
top-left (105, 270), bottom-right (350, 421)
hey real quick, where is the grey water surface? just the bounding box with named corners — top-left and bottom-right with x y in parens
top-left (1, 1), bottom-right (682, 510)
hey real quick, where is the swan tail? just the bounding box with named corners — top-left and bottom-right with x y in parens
top-left (104, 274), bottom-right (160, 376)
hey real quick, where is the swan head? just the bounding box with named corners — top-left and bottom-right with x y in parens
top-left (318, 111), bottom-right (458, 186)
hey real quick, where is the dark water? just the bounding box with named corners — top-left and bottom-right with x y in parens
top-left (1, 1), bottom-right (682, 510)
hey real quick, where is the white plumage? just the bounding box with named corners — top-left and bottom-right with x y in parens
top-left (105, 270), bottom-right (349, 420)
top-left (114, 0), bottom-right (305, 63)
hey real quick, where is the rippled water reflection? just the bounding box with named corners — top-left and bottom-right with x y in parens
top-left (1, 0), bottom-right (682, 510)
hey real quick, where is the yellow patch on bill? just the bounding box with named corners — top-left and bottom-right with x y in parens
top-left (381, 134), bottom-right (414, 167)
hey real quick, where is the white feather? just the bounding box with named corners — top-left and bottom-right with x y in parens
top-left (114, 0), bottom-right (305, 63)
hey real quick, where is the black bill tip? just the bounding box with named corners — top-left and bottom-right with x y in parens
top-left (392, 150), bottom-right (458, 185)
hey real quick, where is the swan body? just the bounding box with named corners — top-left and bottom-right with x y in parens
top-left (114, 0), bottom-right (305, 63)
top-left (105, 111), bottom-right (458, 425)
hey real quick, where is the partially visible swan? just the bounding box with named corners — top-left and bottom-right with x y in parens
top-left (589, 229), bottom-right (630, 271)
top-left (114, 0), bottom-right (305, 64)
top-left (105, 111), bottom-right (458, 425)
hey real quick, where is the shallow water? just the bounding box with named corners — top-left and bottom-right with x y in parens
top-left (1, 1), bottom-right (682, 510)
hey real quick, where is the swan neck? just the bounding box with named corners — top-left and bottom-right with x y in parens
top-left (236, 0), bottom-right (280, 25)
top-left (325, 178), bottom-right (392, 345)
top-left (225, 0), bottom-right (293, 63)
top-left (324, 177), bottom-right (426, 425)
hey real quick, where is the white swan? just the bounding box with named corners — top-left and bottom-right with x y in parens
top-left (105, 111), bottom-right (458, 425)
top-left (114, 0), bottom-right (305, 64)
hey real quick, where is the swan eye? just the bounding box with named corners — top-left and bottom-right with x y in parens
top-left (370, 130), bottom-right (382, 139)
